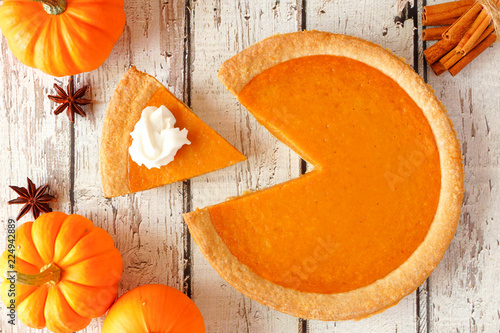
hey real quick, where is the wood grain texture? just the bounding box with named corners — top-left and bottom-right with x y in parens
top-left (0, 21), bottom-right (72, 333)
top-left (0, 1), bottom-right (188, 332)
top-left (74, 1), bottom-right (189, 332)
top-left (306, 1), bottom-right (419, 331)
top-left (425, 2), bottom-right (500, 331)
top-left (0, 0), bottom-right (498, 332)
top-left (188, 1), bottom-right (304, 332)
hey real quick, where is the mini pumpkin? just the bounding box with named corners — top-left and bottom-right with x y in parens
top-left (0, 0), bottom-right (126, 77)
top-left (0, 212), bottom-right (123, 332)
top-left (102, 284), bottom-right (205, 332)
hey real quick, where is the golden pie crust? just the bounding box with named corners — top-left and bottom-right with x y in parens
top-left (100, 67), bottom-right (245, 198)
top-left (184, 31), bottom-right (464, 320)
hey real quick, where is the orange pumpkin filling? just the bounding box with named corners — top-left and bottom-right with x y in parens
top-left (207, 55), bottom-right (441, 294)
top-left (127, 87), bottom-right (245, 193)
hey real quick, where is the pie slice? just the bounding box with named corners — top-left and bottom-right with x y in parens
top-left (184, 32), bottom-right (464, 320)
top-left (100, 67), bottom-right (246, 198)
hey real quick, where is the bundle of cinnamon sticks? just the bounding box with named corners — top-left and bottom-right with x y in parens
top-left (422, 0), bottom-right (498, 76)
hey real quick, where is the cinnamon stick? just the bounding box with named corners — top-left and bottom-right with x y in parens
top-left (423, 26), bottom-right (450, 41)
top-left (440, 25), bottom-right (495, 71)
top-left (430, 24), bottom-right (494, 75)
top-left (422, 0), bottom-right (475, 26)
top-left (424, 3), bottom-right (483, 65)
top-left (443, 2), bottom-right (483, 40)
top-left (449, 33), bottom-right (497, 76)
top-left (431, 61), bottom-right (447, 76)
top-left (423, 0), bottom-right (474, 15)
top-left (443, 51), bottom-right (466, 69)
top-left (423, 16), bottom-right (462, 26)
top-left (456, 9), bottom-right (491, 55)
top-left (424, 38), bottom-right (460, 65)
top-left (442, 50), bottom-right (464, 69)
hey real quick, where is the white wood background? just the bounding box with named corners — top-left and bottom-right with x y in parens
top-left (1, 0), bottom-right (499, 332)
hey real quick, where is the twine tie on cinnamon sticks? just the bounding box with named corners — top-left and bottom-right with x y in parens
top-left (422, 0), bottom-right (499, 76)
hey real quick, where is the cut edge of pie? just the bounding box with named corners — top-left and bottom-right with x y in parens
top-left (100, 67), bottom-right (246, 198)
top-left (184, 31), bottom-right (464, 320)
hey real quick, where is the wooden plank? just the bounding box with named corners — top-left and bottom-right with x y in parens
top-left (0, 30), bottom-right (72, 333)
top-left (306, 0), bottom-right (420, 331)
top-left (305, 297), bottom-right (417, 332)
top-left (71, 1), bottom-right (188, 332)
top-left (424, 0), bottom-right (500, 327)
top-left (188, 1), bottom-right (304, 332)
top-left (426, 71), bottom-right (500, 333)
top-left (0, 2), bottom-right (187, 332)
top-left (415, 2), bottom-right (430, 331)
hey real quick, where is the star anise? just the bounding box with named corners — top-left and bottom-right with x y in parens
top-left (48, 77), bottom-right (92, 122)
top-left (8, 178), bottom-right (56, 221)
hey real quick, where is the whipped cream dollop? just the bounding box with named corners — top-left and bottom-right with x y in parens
top-left (129, 105), bottom-right (191, 169)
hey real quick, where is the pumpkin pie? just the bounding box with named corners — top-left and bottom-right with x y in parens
top-left (183, 31), bottom-right (464, 320)
top-left (100, 67), bottom-right (246, 198)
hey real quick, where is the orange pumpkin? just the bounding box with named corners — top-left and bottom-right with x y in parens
top-left (102, 284), bottom-right (205, 332)
top-left (0, 0), bottom-right (126, 77)
top-left (0, 212), bottom-right (123, 332)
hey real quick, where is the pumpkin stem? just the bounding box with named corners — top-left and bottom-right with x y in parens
top-left (15, 263), bottom-right (61, 286)
top-left (32, 0), bottom-right (67, 15)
